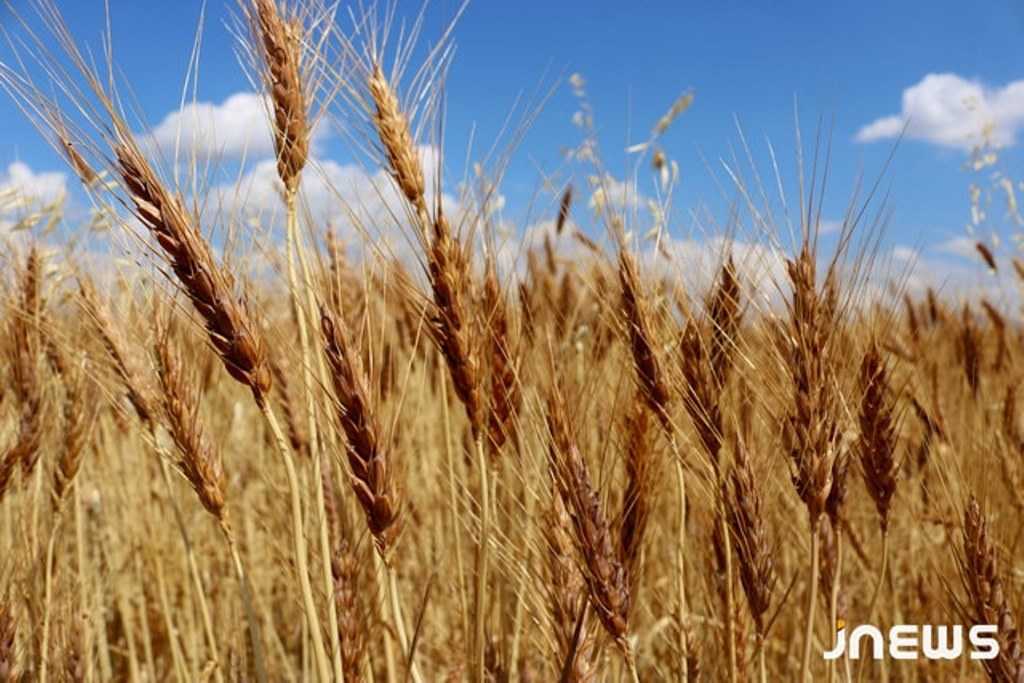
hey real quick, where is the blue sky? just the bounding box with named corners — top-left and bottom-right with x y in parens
top-left (1, 0), bottom-right (1022, 280)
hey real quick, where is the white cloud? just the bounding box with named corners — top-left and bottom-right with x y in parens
top-left (588, 173), bottom-right (648, 213)
top-left (856, 73), bottom-right (1024, 150)
top-left (146, 91), bottom-right (328, 161)
top-left (856, 116), bottom-right (905, 144)
top-left (891, 245), bottom-right (1014, 306)
top-left (0, 161), bottom-right (67, 206)
top-left (211, 145), bottom-right (458, 261)
top-left (647, 236), bottom-right (789, 310)
top-left (935, 235), bottom-right (978, 259)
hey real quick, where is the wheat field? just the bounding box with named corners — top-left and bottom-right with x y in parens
top-left (0, 1), bottom-right (1022, 681)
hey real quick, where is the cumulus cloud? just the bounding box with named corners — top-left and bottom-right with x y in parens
top-left (0, 161), bottom-right (67, 206)
top-left (660, 236), bottom-right (789, 303)
top-left (856, 73), bottom-right (1024, 150)
top-left (211, 145), bottom-right (459, 261)
top-left (145, 91), bottom-right (328, 161)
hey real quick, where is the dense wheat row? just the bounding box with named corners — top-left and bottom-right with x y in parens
top-left (1, 1), bottom-right (1022, 681)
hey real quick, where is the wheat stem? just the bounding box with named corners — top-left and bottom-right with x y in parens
top-left (720, 496), bottom-right (738, 683)
top-left (73, 480), bottom-right (94, 683)
top-left (474, 434), bottom-right (491, 683)
top-left (285, 189), bottom-right (346, 683)
top-left (856, 531), bottom-right (888, 683)
top-left (672, 447), bottom-right (689, 680)
top-left (441, 376), bottom-right (471, 651)
top-left (260, 402), bottom-right (331, 682)
top-left (800, 522), bottom-right (821, 683)
top-left (224, 530), bottom-right (268, 683)
top-left (865, 530), bottom-right (888, 628)
top-left (154, 555), bottom-right (189, 681)
top-left (625, 644), bottom-right (641, 683)
top-left (827, 530), bottom-right (844, 683)
top-left (39, 515), bottom-right (63, 683)
top-left (374, 550), bottom-right (399, 683)
top-left (758, 634), bottom-right (767, 683)
top-left (387, 564), bottom-right (423, 683)
top-left (155, 456), bottom-right (222, 681)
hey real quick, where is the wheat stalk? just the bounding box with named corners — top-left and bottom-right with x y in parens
top-left (319, 306), bottom-right (401, 555)
top-left (955, 497), bottom-right (1024, 683)
top-left (546, 378), bottom-right (638, 681)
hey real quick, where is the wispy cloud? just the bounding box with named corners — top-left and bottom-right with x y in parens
top-left (856, 73), bottom-right (1024, 150)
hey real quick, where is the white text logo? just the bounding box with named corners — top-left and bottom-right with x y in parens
top-left (823, 625), bottom-right (999, 661)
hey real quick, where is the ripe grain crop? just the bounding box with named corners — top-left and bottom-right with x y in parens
top-left (0, 1), bottom-right (1021, 681)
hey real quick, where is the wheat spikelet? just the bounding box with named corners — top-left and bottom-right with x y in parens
top-left (369, 63), bottom-right (426, 222)
top-left (115, 141), bottom-right (271, 404)
top-left (56, 130), bottom-right (97, 186)
top-left (546, 380), bottom-right (631, 652)
top-left (959, 305), bottom-right (982, 398)
top-left (1013, 258), bottom-right (1024, 283)
top-left (981, 300), bottom-right (1009, 371)
top-left (322, 468), bottom-right (368, 681)
top-left (483, 257), bottom-right (520, 458)
top-left (320, 306), bottom-right (400, 556)
top-left (976, 241), bottom-right (997, 272)
top-left (556, 185), bottom-right (573, 235)
top-left (250, 0), bottom-right (309, 194)
top-left (155, 325), bottom-right (229, 524)
top-left (619, 397), bottom-right (652, 591)
top-left (7, 248), bottom-right (44, 481)
top-left (903, 293), bottom-right (921, 347)
top-left (955, 497), bottom-right (1024, 682)
top-left (52, 354), bottom-right (97, 507)
top-left (727, 401), bottom-right (775, 636)
top-left (858, 343), bottom-right (900, 532)
top-left (618, 249), bottom-right (670, 430)
top-left (706, 256), bottom-right (740, 388)
top-left (679, 318), bottom-right (723, 467)
top-left (544, 496), bottom-right (596, 682)
top-left (269, 353), bottom-right (308, 457)
top-left (78, 279), bottom-right (156, 425)
top-left (426, 211), bottom-right (482, 435)
top-left (824, 446), bottom-right (849, 527)
top-left (777, 245), bottom-right (842, 525)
